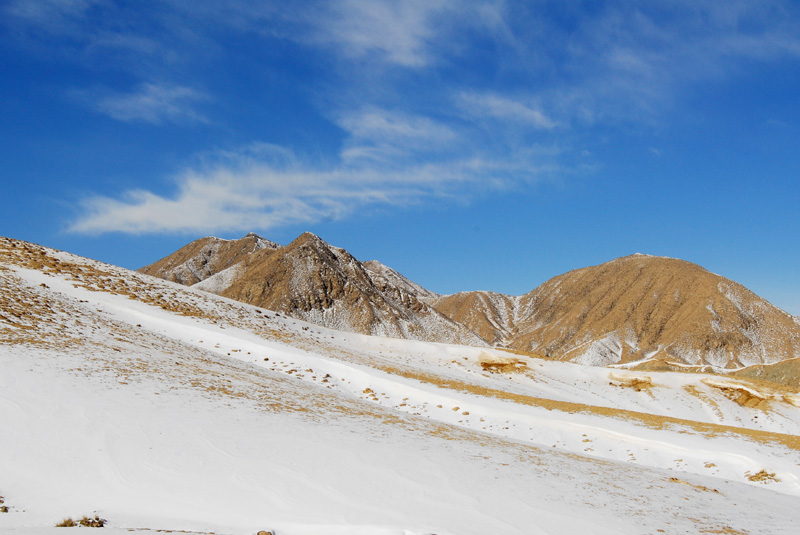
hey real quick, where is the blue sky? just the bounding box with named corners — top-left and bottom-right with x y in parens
top-left (2, 1), bottom-right (799, 314)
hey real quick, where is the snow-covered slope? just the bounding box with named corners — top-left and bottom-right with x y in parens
top-left (363, 260), bottom-right (439, 301)
top-left (2, 237), bottom-right (800, 535)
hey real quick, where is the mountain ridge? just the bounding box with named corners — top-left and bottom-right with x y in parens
top-left (143, 232), bottom-right (486, 346)
top-left (139, 232), bottom-right (800, 374)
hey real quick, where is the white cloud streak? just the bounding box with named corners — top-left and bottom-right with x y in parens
top-left (68, 113), bottom-right (556, 236)
top-left (5, 0), bottom-right (101, 27)
top-left (47, 0), bottom-right (800, 235)
top-left (308, 0), bottom-right (454, 67)
top-left (459, 93), bottom-right (557, 129)
top-left (86, 83), bottom-right (209, 125)
top-left (337, 108), bottom-right (458, 164)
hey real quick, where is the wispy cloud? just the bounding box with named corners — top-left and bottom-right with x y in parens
top-left (552, 1), bottom-right (800, 121)
top-left (5, 0), bottom-right (100, 28)
top-left (67, 134), bottom-right (559, 235)
top-left (459, 93), bottom-right (557, 129)
top-left (307, 0), bottom-right (454, 67)
top-left (78, 83), bottom-right (209, 125)
top-left (303, 0), bottom-right (510, 68)
top-left (36, 0), bottom-right (800, 236)
top-left (337, 108), bottom-right (458, 164)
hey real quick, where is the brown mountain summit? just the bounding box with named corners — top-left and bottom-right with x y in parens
top-left (141, 232), bottom-right (483, 346)
top-left (139, 232), bottom-right (279, 286)
top-left (438, 254), bottom-right (800, 370)
top-left (140, 235), bottom-right (800, 373)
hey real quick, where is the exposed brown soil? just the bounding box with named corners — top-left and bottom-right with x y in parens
top-left (698, 527), bottom-right (750, 534)
top-left (732, 358), bottom-right (800, 389)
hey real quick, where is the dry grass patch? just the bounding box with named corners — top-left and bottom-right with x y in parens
top-left (478, 353), bottom-right (527, 374)
top-left (55, 515), bottom-right (106, 528)
top-left (700, 378), bottom-right (800, 410)
top-left (746, 469), bottom-right (779, 483)
top-left (666, 477), bottom-right (720, 494)
top-left (698, 527), bottom-right (750, 534)
top-left (609, 373), bottom-right (654, 392)
top-left (364, 362), bottom-right (800, 451)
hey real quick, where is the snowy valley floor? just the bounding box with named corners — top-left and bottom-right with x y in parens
top-left (1, 237), bottom-right (799, 535)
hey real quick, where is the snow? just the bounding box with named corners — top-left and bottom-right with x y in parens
top-left (573, 333), bottom-right (623, 366)
top-left (193, 263), bottom-right (243, 294)
top-left (363, 260), bottom-right (438, 301)
top-left (2, 242), bottom-right (800, 534)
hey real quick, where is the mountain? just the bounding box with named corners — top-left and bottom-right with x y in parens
top-left (362, 259), bottom-right (439, 301)
top-left (4, 235), bottom-right (800, 535)
top-left (430, 291), bottom-right (519, 346)
top-left (507, 254), bottom-right (800, 370)
top-left (142, 235), bottom-right (800, 374)
top-left (141, 232), bottom-right (484, 346)
top-left (433, 254), bottom-right (800, 370)
top-left (138, 232), bottom-right (280, 286)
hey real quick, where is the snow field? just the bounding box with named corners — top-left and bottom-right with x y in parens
top-left (2, 245), bottom-right (800, 534)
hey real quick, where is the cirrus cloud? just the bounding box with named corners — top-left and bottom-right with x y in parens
top-left (78, 83), bottom-right (210, 125)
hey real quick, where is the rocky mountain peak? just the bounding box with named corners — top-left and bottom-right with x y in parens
top-left (243, 232), bottom-right (281, 250)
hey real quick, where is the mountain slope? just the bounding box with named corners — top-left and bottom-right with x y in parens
top-left (363, 259), bottom-right (439, 301)
top-left (217, 232), bottom-right (485, 345)
top-left (431, 291), bottom-right (519, 346)
top-left (139, 232), bottom-right (483, 345)
top-left (509, 254), bottom-right (800, 369)
top-left (3, 236), bottom-right (800, 534)
top-left (138, 232), bottom-right (280, 286)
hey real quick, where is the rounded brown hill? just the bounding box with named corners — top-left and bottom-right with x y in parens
top-left (510, 254), bottom-right (800, 369)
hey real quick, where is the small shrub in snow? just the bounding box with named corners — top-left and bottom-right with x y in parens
top-left (55, 514), bottom-right (106, 527)
top-left (79, 514), bottom-right (107, 527)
